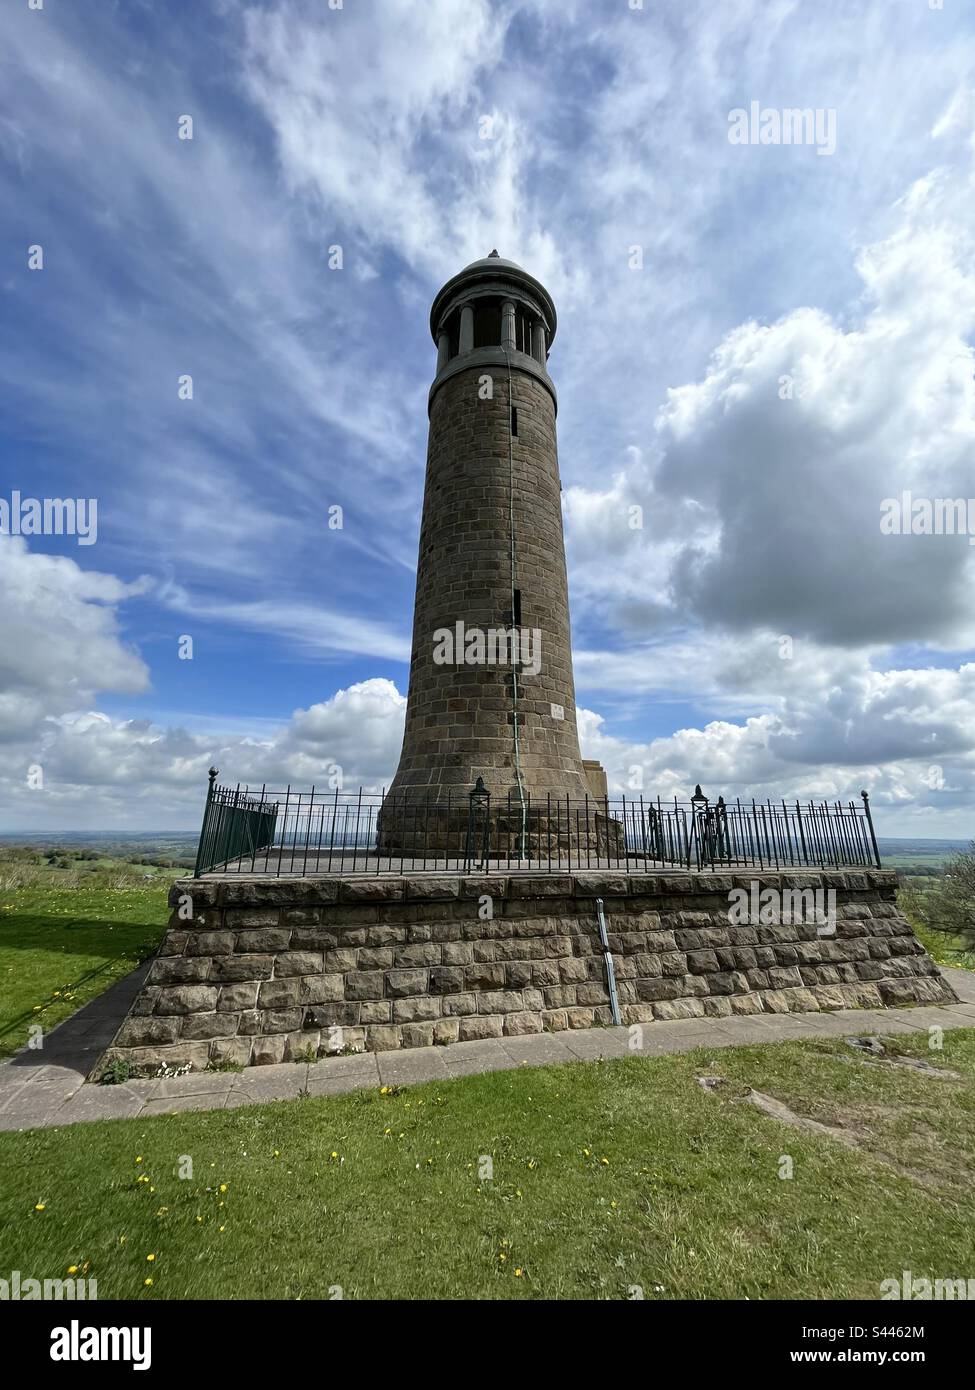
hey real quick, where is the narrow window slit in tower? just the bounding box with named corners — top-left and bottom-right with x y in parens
top-left (512, 589), bottom-right (522, 626)
top-left (511, 406), bottom-right (518, 436)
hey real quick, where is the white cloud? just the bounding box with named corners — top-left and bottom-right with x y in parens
top-left (0, 540), bottom-right (150, 743)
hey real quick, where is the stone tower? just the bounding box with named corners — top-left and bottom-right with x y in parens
top-left (385, 251), bottom-right (603, 838)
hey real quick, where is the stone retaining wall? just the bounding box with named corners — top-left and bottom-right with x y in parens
top-left (99, 869), bottom-right (957, 1074)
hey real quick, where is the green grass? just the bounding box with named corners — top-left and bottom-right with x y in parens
top-left (913, 921), bottom-right (975, 971)
top-left (2, 1031), bottom-right (974, 1300)
top-left (0, 886), bottom-right (170, 1057)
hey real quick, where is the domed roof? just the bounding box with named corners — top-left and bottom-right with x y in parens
top-left (429, 250), bottom-right (557, 344)
top-left (457, 250), bottom-right (526, 275)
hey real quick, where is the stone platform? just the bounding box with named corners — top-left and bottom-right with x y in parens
top-left (95, 867), bottom-right (957, 1075)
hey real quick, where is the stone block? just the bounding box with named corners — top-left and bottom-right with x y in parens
top-left (385, 968), bottom-right (429, 997)
top-left (235, 928), bottom-right (292, 952)
top-left (218, 982), bottom-right (259, 1012)
top-left (210, 955), bottom-right (274, 982)
top-left (187, 934), bottom-right (237, 956)
top-left (289, 929), bottom-right (339, 950)
top-left (209, 1037), bottom-right (252, 1068)
top-left (729, 992), bottom-right (764, 1015)
top-left (258, 978), bottom-right (301, 1009)
top-left (442, 941), bottom-right (474, 966)
top-left (504, 1011), bottom-right (544, 1035)
top-left (346, 971), bottom-right (386, 1001)
top-left (558, 957), bottom-right (588, 983)
top-left (154, 984), bottom-right (218, 1015)
top-left (148, 956), bottom-right (211, 985)
top-left (285, 1031), bottom-right (319, 1060)
top-left (443, 993), bottom-right (477, 1016)
top-left (180, 1012), bottom-right (238, 1041)
top-left (433, 1018), bottom-right (461, 1045)
top-left (458, 1015), bottom-right (503, 1041)
top-left (635, 978), bottom-right (680, 1002)
top-left (301, 974), bottom-right (345, 1004)
top-left (250, 1036), bottom-right (287, 1066)
top-left (477, 990), bottom-right (525, 1014)
top-left (651, 998), bottom-right (705, 1021)
top-left (393, 943), bottom-right (442, 968)
top-left (274, 951), bottom-right (325, 977)
top-left (355, 946), bottom-right (393, 970)
top-left (359, 1001), bottom-right (391, 1024)
top-left (565, 1007), bottom-right (596, 1029)
top-left (430, 966), bottom-right (465, 994)
top-left (116, 1016), bottom-right (180, 1047)
top-left (392, 997), bottom-right (441, 1023)
top-left (465, 962), bottom-right (505, 989)
top-left (367, 1025), bottom-right (404, 1051)
top-left (686, 950), bottom-right (720, 973)
top-left (262, 1009), bottom-right (303, 1033)
top-left (223, 908), bottom-right (282, 927)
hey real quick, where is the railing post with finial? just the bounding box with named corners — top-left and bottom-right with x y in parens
top-left (861, 789), bottom-right (882, 868)
top-left (194, 767), bottom-right (219, 878)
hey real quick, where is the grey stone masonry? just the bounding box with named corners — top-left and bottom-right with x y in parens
top-left (384, 254), bottom-right (599, 824)
top-left (96, 868), bottom-right (957, 1074)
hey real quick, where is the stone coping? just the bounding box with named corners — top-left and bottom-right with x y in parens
top-left (174, 867), bottom-right (898, 909)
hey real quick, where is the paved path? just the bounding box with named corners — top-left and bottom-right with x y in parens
top-left (2, 967), bottom-right (973, 1133)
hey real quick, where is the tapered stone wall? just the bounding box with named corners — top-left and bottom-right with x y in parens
top-left (97, 869), bottom-right (956, 1075)
top-left (385, 252), bottom-right (601, 820)
top-left (389, 365), bottom-right (590, 804)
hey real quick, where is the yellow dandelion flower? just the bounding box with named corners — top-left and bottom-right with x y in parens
top-left (146, 1254), bottom-right (156, 1263)
top-left (600, 1157), bottom-right (610, 1166)
top-left (219, 1225), bottom-right (225, 1232)
top-left (582, 1148), bottom-right (591, 1157)
top-left (67, 1266), bottom-right (78, 1275)
top-left (219, 1183), bottom-right (228, 1193)
top-left (34, 1203), bottom-right (46, 1212)
top-left (196, 1216), bottom-right (203, 1223)
top-left (514, 1268), bottom-right (524, 1278)
top-left (144, 1278), bottom-right (153, 1287)
top-left (331, 1151), bottom-right (338, 1159)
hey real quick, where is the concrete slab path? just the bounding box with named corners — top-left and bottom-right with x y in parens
top-left (2, 966), bottom-right (973, 1133)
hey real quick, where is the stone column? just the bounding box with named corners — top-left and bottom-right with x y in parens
top-left (459, 304), bottom-right (474, 354)
top-left (531, 320), bottom-right (546, 363)
top-left (437, 331), bottom-right (449, 371)
top-left (501, 299), bottom-right (516, 353)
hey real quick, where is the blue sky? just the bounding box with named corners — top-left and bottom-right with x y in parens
top-left (1, 0), bottom-right (974, 836)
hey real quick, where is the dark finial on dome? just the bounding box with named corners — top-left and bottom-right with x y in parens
top-left (488, 248), bottom-right (500, 257)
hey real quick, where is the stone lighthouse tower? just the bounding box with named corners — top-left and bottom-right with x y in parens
top-left (384, 252), bottom-right (604, 847)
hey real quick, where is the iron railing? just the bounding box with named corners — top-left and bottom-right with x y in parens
top-left (193, 770), bottom-right (882, 877)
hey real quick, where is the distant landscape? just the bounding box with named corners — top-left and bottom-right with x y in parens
top-left (0, 831), bottom-right (967, 885)
top-left (0, 833), bottom-right (198, 888)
